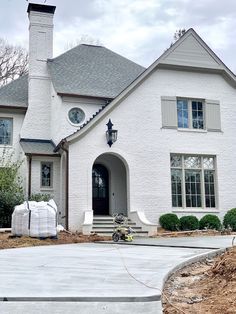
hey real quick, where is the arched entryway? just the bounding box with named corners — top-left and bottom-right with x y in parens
top-left (92, 153), bottom-right (128, 216)
top-left (92, 164), bottom-right (109, 215)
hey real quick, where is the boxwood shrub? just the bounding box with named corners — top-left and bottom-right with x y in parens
top-left (223, 208), bottom-right (236, 231)
top-left (159, 213), bottom-right (180, 231)
top-left (199, 214), bottom-right (221, 230)
top-left (179, 215), bottom-right (199, 231)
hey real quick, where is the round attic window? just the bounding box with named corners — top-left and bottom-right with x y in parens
top-left (68, 107), bottom-right (85, 125)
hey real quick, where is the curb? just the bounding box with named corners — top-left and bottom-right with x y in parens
top-left (161, 247), bottom-right (227, 312)
top-left (95, 241), bottom-right (220, 250)
top-left (0, 295), bottom-right (160, 303)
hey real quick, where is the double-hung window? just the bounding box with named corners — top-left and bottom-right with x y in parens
top-left (177, 99), bottom-right (204, 129)
top-left (0, 118), bottom-right (13, 145)
top-left (171, 154), bottom-right (216, 209)
top-left (161, 96), bottom-right (221, 131)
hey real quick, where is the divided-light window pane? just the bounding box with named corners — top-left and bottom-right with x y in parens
top-left (170, 155), bottom-right (182, 168)
top-left (170, 154), bottom-right (216, 209)
top-left (185, 170), bottom-right (201, 207)
top-left (41, 162), bottom-right (53, 188)
top-left (192, 101), bottom-right (204, 129)
top-left (177, 100), bottom-right (188, 128)
top-left (171, 169), bottom-right (182, 207)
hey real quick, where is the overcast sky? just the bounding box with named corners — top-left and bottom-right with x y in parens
top-left (1, 0), bottom-right (236, 72)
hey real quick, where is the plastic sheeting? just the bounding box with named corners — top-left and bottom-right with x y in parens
top-left (12, 199), bottom-right (57, 238)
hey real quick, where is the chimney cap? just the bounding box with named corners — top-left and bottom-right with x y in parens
top-left (27, 3), bottom-right (56, 14)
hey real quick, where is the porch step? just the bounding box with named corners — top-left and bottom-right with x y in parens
top-left (92, 216), bottom-right (149, 237)
top-left (93, 226), bottom-right (142, 231)
top-left (93, 222), bottom-right (137, 226)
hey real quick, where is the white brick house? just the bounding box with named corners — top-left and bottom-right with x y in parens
top-left (1, 3), bottom-right (236, 234)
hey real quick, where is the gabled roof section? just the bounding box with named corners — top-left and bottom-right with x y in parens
top-left (48, 44), bottom-right (145, 98)
top-left (63, 28), bottom-right (236, 145)
top-left (159, 28), bottom-right (236, 81)
top-left (0, 75), bottom-right (28, 109)
top-left (161, 30), bottom-right (222, 69)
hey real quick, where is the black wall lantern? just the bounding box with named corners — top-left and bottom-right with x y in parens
top-left (106, 119), bottom-right (118, 147)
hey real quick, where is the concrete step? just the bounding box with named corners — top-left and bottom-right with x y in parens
top-left (93, 226), bottom-right (142, 231)
top-left (93, 221), bottom-right (136, 228)
top-left (92, 230), bottom-right (149, 236)
top-left (92, 215), bottom-right (148, 237)
top-left (93, 216), bottom-right (132, 221)
top-left (93, 230), bottom-right (146, 233)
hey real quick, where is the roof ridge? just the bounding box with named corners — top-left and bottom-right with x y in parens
top-left (48, 43), bottom-right (102, 62)
top-left (48, 44), bottom-right (145, 70)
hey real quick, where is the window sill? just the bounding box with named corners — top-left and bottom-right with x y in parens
top-left (172, 208), bottom-right (219, 213)
top-left (40, 188), bottom-right (54, 192)
top-left (177, 128), bottom-right (207, 133)
top-left (0, 144), bottom-right (13, 148)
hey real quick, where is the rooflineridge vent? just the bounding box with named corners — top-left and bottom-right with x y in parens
top-left (27, 3), bottom-right (56, 14)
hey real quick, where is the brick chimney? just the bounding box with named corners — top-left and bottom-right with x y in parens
top-left (21, 3), bottom-right (56, 139)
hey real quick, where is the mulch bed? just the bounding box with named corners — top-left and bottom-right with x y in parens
top-left (0, 231), bottom-right (110, 250)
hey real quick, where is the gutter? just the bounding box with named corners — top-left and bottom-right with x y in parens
top-left (28, 155), bottom-right (32, 199)
top-left (54, 140), bottom-right (69, 230)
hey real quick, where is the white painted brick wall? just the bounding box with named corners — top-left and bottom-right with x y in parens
top-left (68, 68), bottom-right (236, 230)
top-left (30, 156), bottom-right (61, 207)
top-left (0, 111), bottom-right (27, 193)
top-left (50, 91), bottom-right (105, 144)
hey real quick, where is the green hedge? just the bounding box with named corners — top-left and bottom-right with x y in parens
top-left (0, 190), bottom-right (24, 228)
top-left (179, 215), bottom-right (199, 231)
top-left (159, 213), bottom-right (180, 231)
top-left (199, 214), bottom-right (221, 230)
top-left (223, 208), bottom-right (236, 231)
top-left (0, 150), bottom-right (24, 228)
top-left (29, 193), bottom-right (51, 202)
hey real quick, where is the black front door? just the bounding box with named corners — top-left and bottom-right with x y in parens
top-left (92, 164), bottom-right (109, 215)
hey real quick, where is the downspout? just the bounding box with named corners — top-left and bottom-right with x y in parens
top-left (28, 155), bottom-right (32, 199)
top-left (60, 143), bottom-right (69, 230)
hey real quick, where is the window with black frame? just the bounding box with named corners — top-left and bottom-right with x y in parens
top-left (41, 162), bottom-right (53, 188)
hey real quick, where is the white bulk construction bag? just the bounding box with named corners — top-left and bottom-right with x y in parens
top-left (11, 199), bottom-right (57, 238)
top-left (11, 202), bottom-right (30, 236)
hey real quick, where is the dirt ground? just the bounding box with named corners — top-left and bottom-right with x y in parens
top-left (163, 246), bottom-right (236, 314)
top-left (155, 228), bottom-right (233, 238)
top-left (0, 231), bottom-right (110, 250)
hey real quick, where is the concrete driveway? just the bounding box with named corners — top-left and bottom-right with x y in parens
top-left (0, 235), bottom-right (234, 314)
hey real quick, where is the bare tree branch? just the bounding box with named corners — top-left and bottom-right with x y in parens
top-left (64, 34), bottom-right (103, 51)
top-left (0, 38), bottom-right (28, 86)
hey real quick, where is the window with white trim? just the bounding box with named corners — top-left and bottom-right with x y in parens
top-left (41, 162), bottom-right (53, 188)
top-left (0, 118), bottom-right (13, 145)
top-left (177, 99), bottom-right (204, 129)
top-left (171, 154), bottom-right (216, 208)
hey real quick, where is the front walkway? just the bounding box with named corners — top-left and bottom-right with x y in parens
top-left (0, 235), bottom-right (234, 314)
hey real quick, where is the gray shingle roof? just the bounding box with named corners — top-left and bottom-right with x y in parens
top-left (48, 44), bottom-right (145, 98)
top-left (20, 139), bottom-right (59, 155)
top-left (0, 45), bottom-right (145, 109)
top-left (0, 75), bottom-right (28, 108)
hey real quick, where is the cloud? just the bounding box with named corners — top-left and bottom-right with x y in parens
top-left (1, 0), bottom-right (236, 72)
